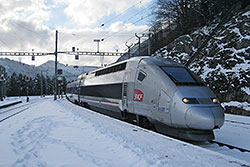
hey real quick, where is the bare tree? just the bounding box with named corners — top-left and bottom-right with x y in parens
top-left (153, 0), bottom-right (240, 33)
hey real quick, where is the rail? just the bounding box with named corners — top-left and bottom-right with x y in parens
top-left (209, 140), bottom-right (250, 153)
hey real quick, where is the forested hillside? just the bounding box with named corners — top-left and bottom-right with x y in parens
top-left (152, 0), bottom-right (250, 115)
top-left (0, 59), bottom-right (98, 96)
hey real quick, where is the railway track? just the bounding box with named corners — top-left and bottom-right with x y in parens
top-left (0, 106), bottom-right (30, 123)
top-left (192, 140), bottom-right (250, 163)
top-left (225, 120), bottom-right (250, 126)
top-left (0, 102), bottom-right (31, 114)
top-left (0, 100), bottom-right (39, 123)
top-left (209, 140), bottom-right (250, 153)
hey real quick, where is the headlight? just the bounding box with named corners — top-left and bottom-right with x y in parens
top-left (182, 98), bottom-right (199, 104)
top-left (182, 98), bottom-right (189, 103)
top-left (211, 98), bottom-right (220, 104)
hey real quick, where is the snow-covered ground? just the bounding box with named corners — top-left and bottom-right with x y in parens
top-left (0, 96), bottom-right (49, 106)
top-left (0, 97), bottom-right (249, 167)
top-left (215, 114), bottom-right (250, 151)
top-left (198, 114), bottom-right (250, 162)
top-left (222, 101), bottom-right (250, 112)
top-left (0, 96), bottom-right (24, 106)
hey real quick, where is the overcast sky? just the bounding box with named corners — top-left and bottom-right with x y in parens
top-left (0, 0), bottom-right (155, 67)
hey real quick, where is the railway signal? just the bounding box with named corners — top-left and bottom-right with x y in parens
top-left (57, 69), bottom-right (62, 75)
top-left (75, 55), bottom-right (79, 60)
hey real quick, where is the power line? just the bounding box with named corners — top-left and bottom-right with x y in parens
top-left (0, 39), bottom-right (11, 50)
top-left (100, 0), bottom-right (143, 27)
top-left (101, 14), bottom-right (151, 41)
top-left (9, 21), bottom-right (49, 39)
top-left (105, 26), bottom-right (150, 52)
top-left (100, 1), bottom-right (154, 41)
top-left (127, 3), bottom-right (154, 21)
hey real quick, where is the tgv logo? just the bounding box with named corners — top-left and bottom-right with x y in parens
top-left (134, 89), bottom-right (144, 102)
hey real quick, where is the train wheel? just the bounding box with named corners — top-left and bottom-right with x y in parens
top-left (121, 110), bottom-right (136, 124)
top-left (83, 103), bottom-right (90, 109)
top-left (138, 116), bottom-right (155, 130)
top-left (121, 111), bottom-right (128, 121)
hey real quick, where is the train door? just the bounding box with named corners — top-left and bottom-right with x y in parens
top-left (122, 72), bottom-right (128, 109)
top-left (156, 90), bottom-right (172, 124)
top-left (78, 77), bottom-right (85, 103)
top-left (77, 79), bottom-right (82, 103)
top-left (133, 64), bottom-right (149, 116)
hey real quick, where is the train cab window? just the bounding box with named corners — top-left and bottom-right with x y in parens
top-left (137, 70), bottom-right (146, 82)
top-left (161, 67), bottom-right (202, 86)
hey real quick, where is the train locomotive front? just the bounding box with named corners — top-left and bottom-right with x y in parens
top-left (134, 58), bottom-right (225, 141)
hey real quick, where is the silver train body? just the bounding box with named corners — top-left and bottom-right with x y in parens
top-left (66, 57), bottom-right (224, 141)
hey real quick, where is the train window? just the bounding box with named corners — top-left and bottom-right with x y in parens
top-left (115, 65), bottom-right (119, 71)
top-left (101, 70), bottom-right (104, 75)
top-left (94, 62), bottom-right (127, 77)
top-left (137, 70), bottom-right (146, 82)
top-left (121, 63), bottom-right (126, 70)
top-left (161, 67), bottom-right (200, 85)
top-left (107, 67), bottom-right (111, 74)
top-left (111, 66), bottom-right (115, 73)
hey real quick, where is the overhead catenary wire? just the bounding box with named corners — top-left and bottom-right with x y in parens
top-left (106, 27), bottom-right (150, 52)
top-left (100, 0), bottom-right (143, 27)
top-left (0, 12), bottom-right (26, 49)
top-left (99, 0), bottom-right (155, 43)
top-left (9, 21), bottom-right (49, 39)
top-left (127, 3), bottom-right (154, 21)
top-left (0, 10), bottom-right (50, 51)
top-left (118, 31), bottom-right (145, 50)
top-left (0, 39), bottom-right (12, 50)
top-left (0, 9), bottom-right (49, 39)
top-left (101, 14), bottom-right (151, 41)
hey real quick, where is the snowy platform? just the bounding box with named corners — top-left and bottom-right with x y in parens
top-left (0, 97), bottom-right (249, 167)
top-left (0, 100), bottom-right (22, 109)
top-left (0, 97), bottom-right (23, 108)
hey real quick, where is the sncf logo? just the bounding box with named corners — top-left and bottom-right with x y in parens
top-left (134, 89), bottom-right (144, 102)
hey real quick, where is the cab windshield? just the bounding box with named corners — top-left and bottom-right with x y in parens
top-left (161, 67), bottom-right (203, 86)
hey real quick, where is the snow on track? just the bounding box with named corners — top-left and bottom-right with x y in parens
top-left (0, 98), bottom-right (249, 167)
top-left (214, 114), bottom-right (250, 150)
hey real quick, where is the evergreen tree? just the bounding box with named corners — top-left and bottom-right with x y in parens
top-left (7, 73), bottom-right (18, 96)
top-left (46, 76), bottom-right (54, 95)
top-left (0, 65), bottom-right (7, 79)
top-left (33, 74), bottom-right (41, 95)
top-left (17, 74), bottom-right (24, 96)
top-left (0, 65), bottom-right (7, 99)
top-left (23, 75), bottom-right (30, 96)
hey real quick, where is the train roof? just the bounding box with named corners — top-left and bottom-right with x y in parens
top-left (133, 56), bottom-right (183, 67)
top-left (77, 56), bottom-right (184, 79)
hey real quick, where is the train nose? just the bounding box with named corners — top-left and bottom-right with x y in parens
top-left (185, 106), bottom-right (224, 130)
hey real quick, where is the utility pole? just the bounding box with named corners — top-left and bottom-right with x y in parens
top-left (94, 39), bottom-right (104, 53)
top-left (147, 32), bottom-right (152, 56)
top-left (94, 39), bottom-right (104, 66)
top-left (135, 33), bottom-right (141, 56)
top-left (54, 30), bottom-right (58, 101)
top-left (94, 39), bottom-right (100, 53)
top-left (125, 42), bottom-right (133, 59)
top-left (40, 71), bottom-right (43, 97)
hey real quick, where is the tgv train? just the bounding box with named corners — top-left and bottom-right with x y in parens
top-left (66, 57), bottom-right (224, 141)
